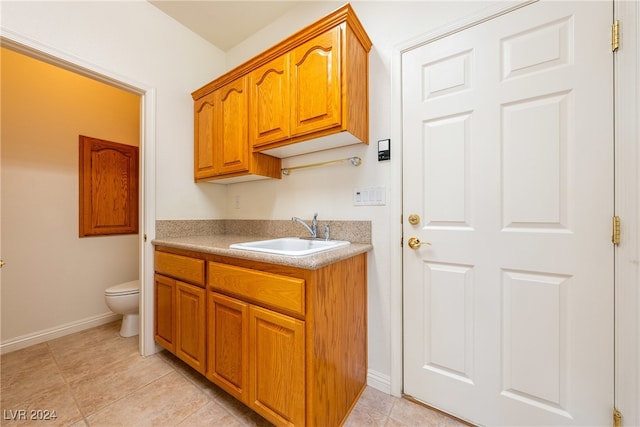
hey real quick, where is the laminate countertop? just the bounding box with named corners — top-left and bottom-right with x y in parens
top-left (152, 235), bottom-right (372, 270)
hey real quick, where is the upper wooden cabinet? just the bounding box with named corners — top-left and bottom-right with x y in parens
top-left (194, 78), bottom-right (281, 183)
top-left (216, 78), bottom-right (250, 176)
top-left (192, 4), bottom-right (371, 182)
top-left (249, 55), bottom-right (290, 149)
top-left (194, 92), bottom-right (216, 180)
top-left (289, 27), bottom-right (342, 141)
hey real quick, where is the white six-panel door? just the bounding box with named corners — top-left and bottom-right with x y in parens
top-left (402, 1), bottom-right (613, 425)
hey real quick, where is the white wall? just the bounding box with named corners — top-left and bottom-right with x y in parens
top-left (1, 0), bottom-right (228, 221)
top-left (0, 0), bottom-right (227, 349)
top-left (221, 0), bottom-right (493, 390)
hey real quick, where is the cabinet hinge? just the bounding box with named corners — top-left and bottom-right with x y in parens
top-left (613, 408), bottom-right (622, 427)
top-left (612, 20), bottom-right (620, 52)
top-left (612, 216), bottom-right (621, 245)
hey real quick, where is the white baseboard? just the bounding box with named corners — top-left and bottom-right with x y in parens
top-left (0, 312), bottom-right (122, 354)
top-left (367, 369), bottom-right (392, 395)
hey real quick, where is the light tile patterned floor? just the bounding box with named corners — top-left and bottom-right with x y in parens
top-left (1, 321), bottom-right (468, 426)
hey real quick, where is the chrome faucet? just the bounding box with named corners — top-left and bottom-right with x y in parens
top-left (292, 213), bottom-right (318, 238)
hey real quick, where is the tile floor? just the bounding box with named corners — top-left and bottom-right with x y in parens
top-left (1, 321), bottom-right (469, 427)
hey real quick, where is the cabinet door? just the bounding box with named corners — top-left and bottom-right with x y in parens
top-left (154, 274), bottom-right (175, 352)
top-left (194, 92), bottom-right (216, 180)
top-left (215, 78), bottom-right (249, 175)
top-left (207, 292), bottom-right (249, 403)
top-left (290, 27), bottom-right (341, 137)
top-left (249, 305), bottom-right (305, 427)
top-left (176, 281), bottom-right (206, 374)
top-left (249, 55), bottom-right (290, 148)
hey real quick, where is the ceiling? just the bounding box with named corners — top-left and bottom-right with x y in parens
top-left (148, 1), bottom-right (303, 51)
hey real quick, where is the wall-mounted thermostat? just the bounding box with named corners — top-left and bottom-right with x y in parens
top-left (378, 139), bottom-right (390, 161)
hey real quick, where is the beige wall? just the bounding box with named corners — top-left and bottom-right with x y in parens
top-left (1, 47), bottom-right (140, 344)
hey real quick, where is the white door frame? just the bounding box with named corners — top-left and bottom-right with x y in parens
top-left (390, 1), bottom-right (639, 423)
top-left (613, 1), bottom-right (640, 423)
top-left (0, 30), bottom-right (158, 357)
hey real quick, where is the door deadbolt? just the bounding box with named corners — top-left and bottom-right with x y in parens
top-left (408, 214), bottom-right (421, 225)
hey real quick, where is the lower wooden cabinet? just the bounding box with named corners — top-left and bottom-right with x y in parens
top-left (155, 247), bottom-right (367, 427)
top-left (154, 274), bottom-right (175, 351)
top-left (250, 305), bottom-right (305, 426)
top-left (154, 273), bottom-right (206, 374)
top-left (176, 281), bottom-right (206, 373)
top-left (207, 291), bottom-right (305, 426)
top-left (207, 292), bottom-right (249, 403)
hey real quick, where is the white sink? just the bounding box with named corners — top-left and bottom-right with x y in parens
top-left (230, 237), bottom-right (350, 256)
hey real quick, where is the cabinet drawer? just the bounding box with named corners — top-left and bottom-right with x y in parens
top-left (155, 251), bottom-right (205, 287)
top-left (208, 262), bottom-right (305, 316)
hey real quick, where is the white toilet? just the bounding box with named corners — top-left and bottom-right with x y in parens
top-left (105, 280), bottom-right (140, 337)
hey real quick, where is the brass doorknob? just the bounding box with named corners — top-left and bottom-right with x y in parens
top-left (408, 237), bottom-right (431, 249)
top-left (0, 260), bottom-right (4, 269)
top-left (408, 214), bottom-right (421, 225)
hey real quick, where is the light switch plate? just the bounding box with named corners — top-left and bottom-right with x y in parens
top-left (353, 187), bottom-right (386, 206)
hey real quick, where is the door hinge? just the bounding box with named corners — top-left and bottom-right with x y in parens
top-left (612, 20), bottom-right (620, 52)
top-left (613, 408), bottom-right (622, 427)
top-left (612, 216), bottom-right (621, 245)
top-left (400, 237), bottom-right (403, 247)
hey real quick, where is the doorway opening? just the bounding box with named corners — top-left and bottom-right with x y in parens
top-left (0, 37), bottom-right (155, 356)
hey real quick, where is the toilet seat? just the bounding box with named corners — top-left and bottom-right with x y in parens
top-left (105, 280), bottom-right (139, 296)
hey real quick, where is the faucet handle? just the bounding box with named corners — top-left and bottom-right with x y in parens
top-left (311, 213), bottom-right (319, 238)
top-left (324, 223), bottom-right (330, 241)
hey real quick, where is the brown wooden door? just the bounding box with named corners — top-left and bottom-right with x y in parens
top-left (207, 292), bottom-right (249, 403)
top-left (249, 305), bottom-right (305, 427)
top-left (194, 92), bottom-right (216, 180)
top-left (215, 77), bottom-right (249, 175)
top-left (154, 274), bottom-right (175, 352)
top-left (290, 27), bottom-right (341, 137)
top-left (249, 55), bottom-right (290, 148)
top-left (175, 281), bottom-right (206, 374)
